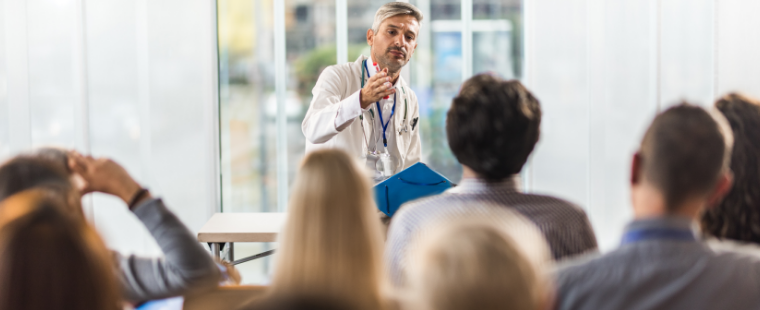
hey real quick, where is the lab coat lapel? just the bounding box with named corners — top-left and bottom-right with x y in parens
top-left (354, 55), bottom-right (370, 156)
top-left (394, 77), bottom-right (409, 161)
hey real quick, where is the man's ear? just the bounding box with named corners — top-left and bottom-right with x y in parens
top-left (366, 29), bottom-right (374, 47)
top-left (631, 152), bottom-right (643, 186)
top-left (706, 171), bottom-right (733, 208)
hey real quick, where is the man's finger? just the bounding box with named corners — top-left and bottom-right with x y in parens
top-left (373, 82), bottom-right (393, 92)
top-left (368, 79), bottom-right (385, 91)
top-left (380, 89), bottom-right (396, 97)
top-left (370, 73), bottom-right (389, 84)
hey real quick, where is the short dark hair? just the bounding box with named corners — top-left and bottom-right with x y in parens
top-left (0, 156), bottom-right (73, 202)
top-left (701, 93), bottom-right (760, 243)
top-left (639, 103), bottom-right (730, 211)
top-left (446, 74), bottom-right (541, 181)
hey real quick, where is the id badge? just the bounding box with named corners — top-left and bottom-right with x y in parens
top-left (366, 152), bottom-right (381, 178)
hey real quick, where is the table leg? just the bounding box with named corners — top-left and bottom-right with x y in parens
top-left (211, 243), bottom-right (221, 259)
top-left (227, 242), bottom-right (234, 262)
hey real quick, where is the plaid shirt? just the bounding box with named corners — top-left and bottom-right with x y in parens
top-left (384, 177), bottom-right (599, 286)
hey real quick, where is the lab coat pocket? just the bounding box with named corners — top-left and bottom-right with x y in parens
top-left (395, 120), bottom-right (411, 159)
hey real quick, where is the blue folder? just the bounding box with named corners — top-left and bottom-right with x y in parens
top-left (374, 162), bottom-right (452, 217)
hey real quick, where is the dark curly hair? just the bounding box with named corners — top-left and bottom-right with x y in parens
top-left (701, 93), bottom-right (760, 243)
top-left (446, 74), bottom-right (541, 182)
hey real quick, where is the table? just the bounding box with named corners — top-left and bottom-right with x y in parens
top-left (197, 213), bottom-right (287, 265)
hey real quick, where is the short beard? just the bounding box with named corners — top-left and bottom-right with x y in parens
top-left (372, 48), bottom-right (407, 74)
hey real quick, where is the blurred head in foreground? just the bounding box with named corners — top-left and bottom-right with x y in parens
top-left (245, 295), bottom-right (356, 310)
top-left (0, 189), bottom-right (118, 310)
top-left (447, 74), bottom-right (541, 181)
top-left (631, 103), bottom-right (733, 218)
top-left (405, 210), bottom-right (552, 310)
top-left (701, 93), bottom-right (760, 243)
top-left (270, 149), bottom-right (385, 310)
top-left (0, 150), bottom-right (83, 218)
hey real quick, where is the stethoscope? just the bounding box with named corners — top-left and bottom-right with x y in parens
top-left (358, 59), bottom-right (409, 154)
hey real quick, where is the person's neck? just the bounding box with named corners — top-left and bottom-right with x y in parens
top-left (461, 165), bottom-right (480, 180)
top-left (631, 182), bottom-right (704, 221)
top-left (370, 53), bottom-right (400, 84)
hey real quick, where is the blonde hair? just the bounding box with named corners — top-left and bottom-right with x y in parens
top-left (0, 189), bottom-right (120, 310)
top-left (270, 149), bottom-right (385, 310)
top-left (405, 210), bottom-right (552, 310)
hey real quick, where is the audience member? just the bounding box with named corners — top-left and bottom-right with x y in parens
top-left (403, 210), bottom-right (552, 310)
top-left (555, 103), bottom-right (760, 309)
top-left (0, 151), bottom-right (221, 303)
top-left (263, 149), bottom-right (387, 310)
top-left (701, 93), bottom-right (760, 246)
top-left (68, 152), bottom-right (221, 302)
top-left (0, 189), bottom-right (120, 310)
top-left (385, 74), bottom-right (597, 286)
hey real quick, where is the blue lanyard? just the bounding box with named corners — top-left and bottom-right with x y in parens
top-left (363, 60), bottom-right (396, 147)
top-left (621, 228), bottom-right (695, 245)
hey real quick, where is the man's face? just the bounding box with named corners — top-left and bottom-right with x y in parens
top-left (367, 14), bottom-right (420, 72)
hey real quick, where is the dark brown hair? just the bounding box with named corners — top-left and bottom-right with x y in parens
top-left (701, 93), bottom-right (760, 243)
top-left (0, 155), bottom-right (83, 218)
top-left (32, 147), bottom-right (72, 174)
top-left (0, 189), bottom-right (120, 310)
top-left (639, 103), bottom-right (729, 210)
top-left (446, 74), bottom-right (541, 181)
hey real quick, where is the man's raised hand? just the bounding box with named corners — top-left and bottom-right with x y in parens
top-left (360, 68), bottom-right (396, 109)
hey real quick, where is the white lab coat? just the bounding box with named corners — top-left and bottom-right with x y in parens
top-left (302, 55), bottom-right (421, 174)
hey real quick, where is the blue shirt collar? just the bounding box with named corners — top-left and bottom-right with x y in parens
top-left (622, 216), bottom-right (699, 244)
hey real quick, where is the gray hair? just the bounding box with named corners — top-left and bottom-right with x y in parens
top-left (371, 2), bottom-right (424, 34)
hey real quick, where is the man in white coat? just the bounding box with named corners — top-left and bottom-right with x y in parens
top-left (302, 2), bottom-right (423, 178)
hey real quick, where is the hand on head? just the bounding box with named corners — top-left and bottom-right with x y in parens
top-left (67, 152), bottom-right (147, 205)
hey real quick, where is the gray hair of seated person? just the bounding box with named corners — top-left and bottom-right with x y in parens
top-left (371, 2), bottom-right (423, 34)
top-left (405, 210), bottom-right (552, 310)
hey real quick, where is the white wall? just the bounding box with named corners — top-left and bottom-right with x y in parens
top-left (717, 0), bottom-right (760, 99)
top-left (0, 0), bottom-right (219, 256)
top-left (526, 0), bottom-right (759, 249)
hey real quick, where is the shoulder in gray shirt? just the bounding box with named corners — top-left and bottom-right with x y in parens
top-left (555, 217), bottom-right (760, 310)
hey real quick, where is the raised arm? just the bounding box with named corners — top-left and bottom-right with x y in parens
top-left (302, 64), bottom-right (396, 144)
top-left (68, 153), bottom-right (220, 302)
